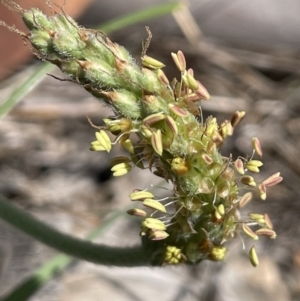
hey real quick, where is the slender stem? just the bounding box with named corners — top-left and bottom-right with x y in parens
top-left (1, 210), bottom-right (131, 301)
top-left (0, 196), bottom-right (151, 267)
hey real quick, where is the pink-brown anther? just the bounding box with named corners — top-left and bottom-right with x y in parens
top-left (168, 104), bottom-right (189, 117)
top-left (239, 192), bottom-right (253, 208)
top-left (258, 183), bottom-right (267, 200)
top-left (234, 158), bottom-right (245, 175)
top-left (171, 50), bottom-right (186, 72)
top-left (195, 80), bottom-right (210, 100)
top-left (262, 172), bottom-right (283, 187)
top-left (263, 213), bottom-right (273, 229)
top-left (231, 111), bottom-right (246, 128)
top-left (252, 137), bottom-right (263, 157)
top-left (157, 69), bottom-right (170, 85)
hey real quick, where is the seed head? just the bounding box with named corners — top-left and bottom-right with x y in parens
top-left (10, 6), bottom-right (282, 267)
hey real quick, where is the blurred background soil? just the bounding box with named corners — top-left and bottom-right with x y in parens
top-left (0, 0), bottom-right (300, 300)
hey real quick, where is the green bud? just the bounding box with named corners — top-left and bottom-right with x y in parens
top-left (209, 246), bottom-right (227, 261)
top-left (77, 60), bottom-right (116, 88)
top-left (29, 30), bottom-right (52, 54)
top-left (142, 95), bottom-right (170, 115)
top-left (101, 90), bottom-right (141, 119)
top-left (171, 157), bottom-right (189, 175)
top-left (22, 8), bottom-right (51, 30)
top-left (164, 245), bottom-right (182, 263)
top-left (52, 32), bottom-right (85, 58)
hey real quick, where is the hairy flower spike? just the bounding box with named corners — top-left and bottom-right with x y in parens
top-left (9, 5), bottom-right (281, 267)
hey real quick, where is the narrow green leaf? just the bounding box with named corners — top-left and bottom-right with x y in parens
top-left (100, 2), bottom-right (182, 33)
top-left (0, 62), bottom-right (53, 119)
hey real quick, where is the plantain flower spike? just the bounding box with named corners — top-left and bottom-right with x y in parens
top-left (5, 1), bottom-right (282, 267)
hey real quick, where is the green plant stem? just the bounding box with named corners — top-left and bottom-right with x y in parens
top-left (0, 209), bottom-right (128, 301)
top-left (0, 196), bottom-right (151, 267)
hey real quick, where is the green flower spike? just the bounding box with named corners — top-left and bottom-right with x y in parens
top-left (11, 5), bottom-right (282, 267)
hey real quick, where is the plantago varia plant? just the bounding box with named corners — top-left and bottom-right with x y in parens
top-left (1, 0), bottom-right (282, 267)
